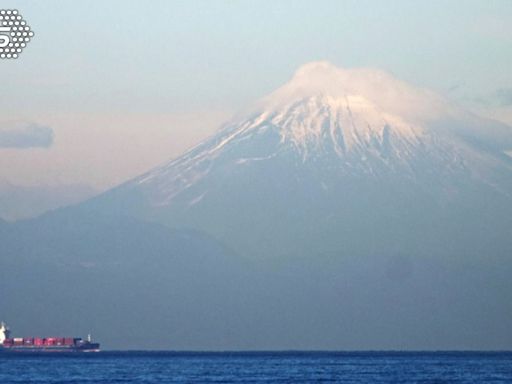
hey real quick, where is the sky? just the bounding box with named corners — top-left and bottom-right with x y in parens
top-left (1, 0), bottom-right (512, 190)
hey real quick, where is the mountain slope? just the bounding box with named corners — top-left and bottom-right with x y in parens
top-left (0, 181), bottom-right (97, 221)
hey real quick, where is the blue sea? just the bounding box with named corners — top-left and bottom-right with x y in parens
top-left (1, 352), bottom-right (512, 383)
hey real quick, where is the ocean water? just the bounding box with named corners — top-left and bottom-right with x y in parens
top-left (0, 351), bottom-right (511, 383)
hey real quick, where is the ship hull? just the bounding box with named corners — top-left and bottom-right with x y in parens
top-left (0, 343), bottom-right (100, 353)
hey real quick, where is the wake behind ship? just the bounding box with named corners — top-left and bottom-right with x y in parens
top-left (0, 322), bottom-right (100, 352)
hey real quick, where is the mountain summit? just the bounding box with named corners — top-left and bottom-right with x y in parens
top-left (259, 61), bottom-right (449, 123)
top-left (112, 61), bottom-right (511, 210)
top-left (2, 62), bottom-right (512, 349)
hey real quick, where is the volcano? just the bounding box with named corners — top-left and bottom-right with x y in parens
top-left (2, 62), bottom-right (512, 350)
top-left (87, 61), bottom-right (512, 260)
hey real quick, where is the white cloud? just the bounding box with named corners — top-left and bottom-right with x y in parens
top-left (0, 122), bottom-right (54, 149)
top-left (258, 61), bottom-right (453, 125)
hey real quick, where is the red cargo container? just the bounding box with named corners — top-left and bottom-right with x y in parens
top-left (34, 338), bottom-right (43, 346)
top-left (3, 338), bottom-right (13, 346)
top-left (64, 338), bottom-right (74, 345)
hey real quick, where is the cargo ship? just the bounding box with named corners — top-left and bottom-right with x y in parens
top-left (0, 322), bottom-right (100, 352)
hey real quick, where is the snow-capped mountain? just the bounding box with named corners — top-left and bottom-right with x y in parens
top-left (2, 62), bottom-right (512, 349)
top-left (72, 61), bottom-right (510, 266)
top-left (103, 61), bottom-right (511, 213)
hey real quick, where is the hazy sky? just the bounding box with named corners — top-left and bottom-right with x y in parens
top-left (1, 0), bottom-right (512, 189)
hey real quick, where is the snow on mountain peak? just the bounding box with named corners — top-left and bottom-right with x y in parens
top-left (133, 62), bottom-right (507, 204)
top-left (259, 61), bottom-right (451, 125)
top-left (231, 61), bottom-right (454, 156)
top-left (259, 93), bottom-right (423, 157)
